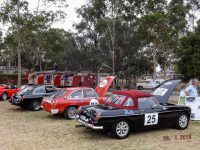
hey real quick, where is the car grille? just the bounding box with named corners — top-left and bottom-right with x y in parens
top-left (12, 97), bottom-right (21, 103)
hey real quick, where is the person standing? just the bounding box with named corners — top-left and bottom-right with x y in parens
top-left (185, 79), bottom-right (199, 96)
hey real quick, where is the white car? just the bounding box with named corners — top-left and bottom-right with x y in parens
top-left (136, 79), bottom-right (164, 90)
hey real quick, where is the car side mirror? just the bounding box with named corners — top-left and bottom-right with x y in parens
top-left (151, 104), bottom-right (159, 109)
top-left (161, 106), bottom-right (167, 110)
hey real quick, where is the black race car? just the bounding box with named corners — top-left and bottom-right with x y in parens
top-left (75, 80), bottom-right (191, 139)
top-left (9, 85), bottom-right (57, 111)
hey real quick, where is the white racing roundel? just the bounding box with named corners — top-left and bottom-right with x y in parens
top-left (90, 99), bottom-right (99, 105)
top-left (99, 79), bottom-right (108, 87)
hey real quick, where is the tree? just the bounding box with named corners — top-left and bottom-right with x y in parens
top-left (177, 21), bottom-right (200, 80)
top-left (0, 0), bottom-right (67, 86)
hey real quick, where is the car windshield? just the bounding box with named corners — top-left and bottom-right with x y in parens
top-left (19, 86), bottom-right (33, 95)
top-left (51, 90), bottom-right (67, 98)
top-left (105, 94), bottom-right (126, 105)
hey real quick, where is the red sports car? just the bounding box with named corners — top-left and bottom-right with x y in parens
top-left (0, 84), bottom-right (21, 100)
top-left (0, 84), bottom-right (6, 89)
top-left (42, 76), bottom-right (115, 119)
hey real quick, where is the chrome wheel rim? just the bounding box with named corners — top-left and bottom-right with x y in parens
top-left (179, 115), bottom-right (188, 128)
top-left (116, 121), bottom-right (129, 137)
top-left (2, 93), bottom-right (7, 100)
top-left (33, 102), bottom-right (40, 110)
top-left (68, 107), bottom-right (77, 119)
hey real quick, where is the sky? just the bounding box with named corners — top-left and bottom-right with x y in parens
top-left (1, 0), bottom-right (200, 33)
top-left (0, 0), bottom-right (87, 34)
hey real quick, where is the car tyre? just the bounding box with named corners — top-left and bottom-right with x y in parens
top-left (30, 100), bottom-right (41, 111)
top-left (138, 86), bottom-right (143, 90)
top-left (1, 92), bottom-right (8, 100)
top-left (20, 104), bottom-right (27, 109)
top-left (176, 113), bottom-right (189, 130)
top-left (111, 120), bottom-right (131, 139)
top-left (64, 106), bottom-right (77, 119)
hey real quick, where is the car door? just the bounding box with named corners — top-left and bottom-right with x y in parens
top-left (83, 89), bottom-right (99, 105)
top-left (138, 97), bottom-right (164, 130)
top-left (146, 81), bottom-right (151, 89)
top-left (67, 90), bottom-right (85, 105)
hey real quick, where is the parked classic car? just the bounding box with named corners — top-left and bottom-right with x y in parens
top-left (9, 85), bottom-right (57, 111)
top-left (136, 79), bottom-right (164, 90)
top-left (41, 76), bottom-right (115, 119)
top-left (76, 80), bottom-right (191, 139)
top-left (0, 84), bottom-right (20, 100)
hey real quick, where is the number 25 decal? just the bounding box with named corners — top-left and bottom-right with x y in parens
top-left (144, 113), bottom-right (158, 126)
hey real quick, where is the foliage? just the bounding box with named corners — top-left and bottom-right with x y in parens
top-left (0, 0), bottom-right (199, 84)
top-left (177, 21), bottom-right (200, 80)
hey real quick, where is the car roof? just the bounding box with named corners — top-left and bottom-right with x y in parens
top-left (27, 84), bottom-right (54, 88)
top-left (112, 90), bottom-right (152, 100)
top-left (65, 87), bottom-right (93, 91)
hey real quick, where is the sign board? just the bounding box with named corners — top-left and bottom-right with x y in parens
top-left (185, 96), bottom-right (200, 120)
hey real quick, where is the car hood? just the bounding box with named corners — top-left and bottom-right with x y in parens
top-left (151, 79), bottom-right (181, 105)
top-left (95, 76), bottom-right (116, 97)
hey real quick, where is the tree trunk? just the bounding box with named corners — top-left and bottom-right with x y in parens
top-left (153, 44), bottom-right (156, 79)
top-left (111, 0), bottom-right (117, 89)
top-left (163, 63), bottom-right (167, 80)
top-left (17, 0), bottom-right (22, 87)
top-left (111, 0), bottom-right (116, 76)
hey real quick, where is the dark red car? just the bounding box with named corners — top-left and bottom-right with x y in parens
top-left (0, 84), bottom-right (21, 100)
top-left (42, 76), bottom-right (115, 119)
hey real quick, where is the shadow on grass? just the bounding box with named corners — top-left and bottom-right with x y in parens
top-left (8, 107), bottom-right (30, 112)
top-left (46, 114), bottom-right (67, 120)
top-left (78, 127), bottom-right (178, 141)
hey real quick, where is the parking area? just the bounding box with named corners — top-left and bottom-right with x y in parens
top-left (0, 101), bottom-right (200, 150)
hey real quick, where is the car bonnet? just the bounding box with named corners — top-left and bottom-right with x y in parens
top-left (151, 79), bottom-right (181, 105)
top-left (95, 76), bottom-right (116, 97)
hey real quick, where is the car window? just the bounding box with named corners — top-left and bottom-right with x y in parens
top-left (156, 81), bottom-right (160, 84)
top-left (69, 90), bottom-right (83, 98)
top-left (11, 85), bottom-right (16, 89)
top-left (123, 97), bottom-right (134, 107)
top-left (51, 90), bottom-right (67, 98)
top-left (34, 87), bottom-right (46, 94)
top-left (19, 86), bottom-right (33, 95)
top-left (106, 94), bottom-right (126, 106)
top-left (138, 97), bottom-right (159, 110)
top-left (83, 89), bottom-right (97, 98)
top-left (45, 86), bottom-right (55, 93)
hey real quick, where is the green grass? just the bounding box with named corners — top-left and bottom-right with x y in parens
top-left (0, 101), bottom-right (199, 150)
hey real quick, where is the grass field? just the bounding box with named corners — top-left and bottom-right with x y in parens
top-left (0, 101), bottom-right (200, 150)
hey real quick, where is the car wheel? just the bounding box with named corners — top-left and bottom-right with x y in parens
top-left (138, 86), bottom-right (143, 90)
top-left (64, 106), bottom-right (77, 119)
top-left (20, 104), bottom-right (27, 109)
top-left (30, 101), bottom-right (41, 111)
top-left (111, 120), bottom-right (130, 139)
top-left (1, 92), bottom-right (8, 100)
top-left (176, 113), bottom-right (189, 130)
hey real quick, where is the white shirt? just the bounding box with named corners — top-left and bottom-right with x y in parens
top-left (185, 85), bottom-right (198, 97)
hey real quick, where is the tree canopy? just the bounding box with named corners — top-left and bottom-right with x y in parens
top-left (0, 0), bottom-right (200, 85)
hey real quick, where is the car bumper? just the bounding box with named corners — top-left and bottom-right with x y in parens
top-left (42, 101), bottom-right (60, 114)
top-left (76, 117), bottom-right (103, 130)
top-left (9, 98), bottom-right (21, 106)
